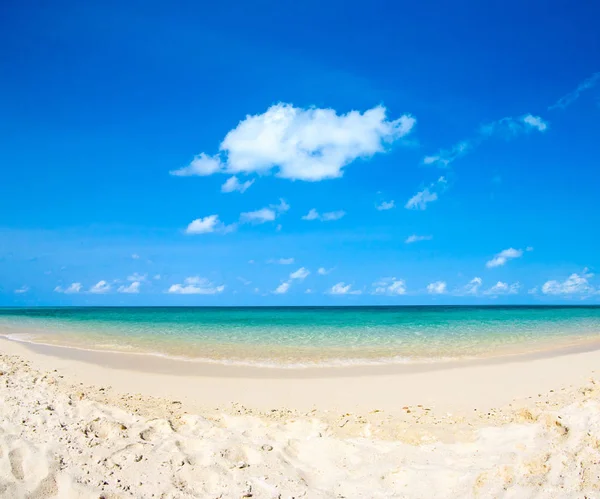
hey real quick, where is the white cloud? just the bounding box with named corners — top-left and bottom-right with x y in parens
top-left (268, 257), bottom-right (294, 265)
top-left (90, 280), bottom-right (111, 294)
top-left (131, 254), bottom-right (140, 260)
top-left (153, 274), bottom-right (161, 280)
top-left (328, 282), bottom-right (362, 295)
top-left (174, 104), bottom-right (415, 182)
top-left (305, 289), bottom-right (313, 294)
top-left (240, 208), bottom-right (276, 224)
top-left (405, 189), bottom-right (437, 210)
top-left (170, 153), bottom-right (223, 177)
top-left (237, 277), bottom-right (251, 285)
top-left (372, 277), bottom-right (406, 295)
top-left (221, 176), bottom-right (254, 193)
top-left (405, 234), bottom-right (433, 244)
top-left (185, 215), bottom-right (235, 235)
top-left (423, 141), bottom-right (471, 167)
top-left (484, 281), bottom-right (520, 295)
top-left (522, 114), bottom-right (548, 132)
top-left (118, 282), bottom-right (141, 294)
top-left (376, 200), bottom-right (395, 211)
top-left (302, 209), bottom-right (319, 221)
top-left (127, 273), bottom-right (147, 282)
top-left (167, 277), bottom-right (225, 295)
top-left (461, 277), bottom-right (483, 295)
top-left (423, 113), bottom-right (548, 168)
top-left (290, 267), bottom-right (310, 280)
top-left (405, 176), bottom-right (446, 210)
top-left (479, 115), bottom-right (549, 137)
top-left (486, 248), bottom-right (524, 268)
top-left (274, 281), bottom-right (291, 294)
top-left (301, 209), bottom-right (346, 221)
top-left (240, 199), bottom-right (289, 225)
top-left (549, 72), bottom-right (600, 110)
top-left (541, 270), bottom-right (594, 295)
top-left (54, 282), bottom-right (82, 294)
top-left (317, 267), bottom-right (333, 275)
top-left (427, 281), bottom-right (447, 294)
top-left (14, 285), bottom-right (29, 294)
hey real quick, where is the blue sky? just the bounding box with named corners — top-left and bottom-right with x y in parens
top-left (1, 0), bottom-right (599, 305)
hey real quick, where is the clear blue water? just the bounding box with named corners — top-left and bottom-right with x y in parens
top-left (1, 306), bottom-right (600, 367)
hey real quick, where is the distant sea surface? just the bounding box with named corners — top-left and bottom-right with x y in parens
top-left (1, 306), bottom-right (600, 368)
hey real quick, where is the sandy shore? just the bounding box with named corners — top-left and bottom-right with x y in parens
top-left (1, 337), bottom-right (600, 497)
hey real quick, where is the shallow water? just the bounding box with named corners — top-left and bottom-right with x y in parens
top-left (1, 306), bottom-right (600, 367)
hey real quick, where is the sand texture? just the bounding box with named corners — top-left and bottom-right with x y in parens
top-left (1, 344), bottom-right (600, 497)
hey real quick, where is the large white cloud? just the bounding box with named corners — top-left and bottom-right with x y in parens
top-left (171, 103), bottom-right (415, 182)
top-left (541, 270), bottom-right (594, 295)
top-left (167, 277), bottom-right (225, 295)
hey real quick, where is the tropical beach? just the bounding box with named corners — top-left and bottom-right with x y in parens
top-left (2, 306), bottom-right (600, 497)
top-left (2, 0), bottom-right (600, 497)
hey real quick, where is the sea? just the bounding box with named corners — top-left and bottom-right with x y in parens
top-left (1, 306), bottom-right (600, 368)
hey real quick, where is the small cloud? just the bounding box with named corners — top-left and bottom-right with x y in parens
top-left (170, 152), bottom-right (223, 176)
top-left (90, 280), bottom-right (111, 294)
top-left (221, 176), bottom-right (254, 193)
top-left (54, 283), bottom-right (82, 294)
top-left (128, 273), bottom-right (147, 282)
top-left (240, 208), bottom-right (276, 224)
top-left (376, 200), bottom-right (395, 211)
top-left (405, 177), bottom-right (447, 210)
top-left (541, 269), bottom-right (594, 295)
top-left (290, 267), bottom-right (310, 280)
top-left (237, 277), bottom-right (251, 285)
top-left (405, 234), bottom-right (433, 244)
top-left (549, 72), bottom-right (600, 110)
top-left (248, 260), bottom-right (255, 264)
top-left (372, 277), bottom-right (406, 295)
top-left (153, 274), bottom-right (161, 280)
top-left (240, 199), bottom-right (289, 225)
top-left (317, 267), bottom-right (333, 275)
top-left (327, 282), bottom-right (362, 295)
top-left (276, 224), bottom-right (282, 231)
top-left (526, 246), bottom-right (534, 252)
top-left (268, 258), bottom-right (295, 265)
top-left (484, 281), bottom-right (520, 296)
top-left (302, 209), bottom-right (346, 221)
top-left (167, 277), bottom-right (225, 295)
top-left (305, 288), bottom-right (313, 294)
top-left (14, 285), bottom-right (29, 294)
top-left (274, 281), bottom-right (291, 294)
top-left (118, 282), bottom-right (141, 294)
top-left (185, 215), bottom-right (235, 234)
top-left (522, 114), bottom-right (548, 132)
top-left (486, 248), bottom-right (524, 268)
top-left (458, 277), bottom-right (483, 296)
top-left (427, 281), bottom-right (447, 294)
top-left (131, 254), bottom-right (140, 260)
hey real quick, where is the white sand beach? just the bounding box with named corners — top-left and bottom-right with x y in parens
top-left (1, 337), bottom-right (600, 498)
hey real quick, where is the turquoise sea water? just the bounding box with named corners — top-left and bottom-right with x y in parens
top-left (1, 306), bottom-right (600, 367)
